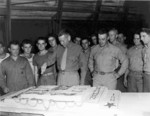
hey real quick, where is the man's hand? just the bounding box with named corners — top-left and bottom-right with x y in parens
top-left (3, 87), bottom-right (9, 93)
top-left (124, 75), bottom-right (128, 88)
top-left (41, 63), bottom-right (47, 74)
top-left (91, 71), bottom-right (95, 77)
top-left (113, 72), bottom-right (120, 79)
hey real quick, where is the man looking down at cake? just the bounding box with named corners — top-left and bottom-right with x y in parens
top-left (41, 29), bottom-right (86, 86)
top-left (0, 41), bottom-right (35, 93)
top-left (89, 29), bottom-right (128, 89)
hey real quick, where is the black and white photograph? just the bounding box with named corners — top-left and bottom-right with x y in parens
top-left (0, 0), bottom-right (150, 116)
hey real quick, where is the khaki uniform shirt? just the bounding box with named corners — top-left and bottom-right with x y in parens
top-left (33, 52), bottom-right (55, 74)
top-left (47, 42), bottom-right (86, 72)
top-left (142, 44), bottom-right (150, 73)
top-left (83, 48), bottom-right (91, 71)
top-left (127, 45), bottom-right (143, 72)
top-left (113, 41), bottom-right (127, 54)
top-left (0, 56), bottom-right (35, 92)
top-left (89, 43), bottom-right (128, 75)
top-left (46, 42), bottom-right (86, 84)
top-left (48, 46), bottom-right (58, 78)
top-left (48, 46), bottom-right (58, 53)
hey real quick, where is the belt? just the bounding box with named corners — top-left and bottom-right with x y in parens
top-left (42, 72), bottom-right (53, 77)
top-left (59, 70), bottom-right (77, 73)
top-left (144, 71), bottom-right (150, 75)
top-left (129, 70), bottom-right (143, 73)
top-left (94, 71), bottom-right (114, 75)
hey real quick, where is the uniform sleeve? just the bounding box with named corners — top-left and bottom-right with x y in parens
top-left (88, 48), bottom-right (95, 73)
top-left (79, 48), bottom-right (86, 71)
top-left (46, 50), bottom-right (57, 66)
top-left (78, 47), bottom-right (86, 85)
top-left (25, 60), bottom-right (35, 86)
top-left (0, 62), bottom-right (7, 89)
top-left (33, 55), bottom-right (37, 66)
top-left (116, 48), bottom-right (128, 76)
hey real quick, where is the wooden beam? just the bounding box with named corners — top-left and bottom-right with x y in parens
top-left (11, 6), bottom-right (57, 11)
top-left (58, 0), bottom-right (63, 32)
top-left (11, 6), bottom-right (93, 13)
top-left (11, 5), bottom-right (134, 15)
top-left (11, 0), bottom-right (56, 5)
top-left (92, 0), bottom-right (102, 33)
top-left (0, 8), bottom-right (6, 16)
top-left (6, 0), bottom-right (11, 45)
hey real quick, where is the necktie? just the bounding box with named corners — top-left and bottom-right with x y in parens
top-left (60, 47), bottom-right (68, 70)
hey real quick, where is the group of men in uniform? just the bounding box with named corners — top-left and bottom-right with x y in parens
top-left (0, 27), bottom-right (150, 96)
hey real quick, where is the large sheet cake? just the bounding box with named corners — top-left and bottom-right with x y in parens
top-left (0, 86), bottom-right (121, 114)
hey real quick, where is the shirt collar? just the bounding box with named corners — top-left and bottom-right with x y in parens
top-left (66, 41), bottom-right (73, 48)
top-left (145, 42), bottom-right (150, 48)
top-left (83, 47), bottom-right (91, 53)
top-left (99, 42), bottom-right (109, 48)
top-left (9, 56), bottom-right (20, 61)
top-left (135, 44), bottom-right (143, 49)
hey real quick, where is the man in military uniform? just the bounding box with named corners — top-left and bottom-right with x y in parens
top-left (140, 28), bottom-right (150, 92)
top-left (41, 29), bottom-right (86, 86)
top-left (89, 29), bottom-right (128, 89)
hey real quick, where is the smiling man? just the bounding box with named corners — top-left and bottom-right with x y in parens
top-left (89, 29), bottom-right (128, 89)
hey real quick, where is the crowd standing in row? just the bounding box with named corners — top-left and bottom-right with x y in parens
top-left (0, 27), bottom-right (150, 96)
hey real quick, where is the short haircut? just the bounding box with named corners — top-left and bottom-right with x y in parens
top-left (98, 29), bottom-right (108, 35)
top-left (21, 39), bottom-right (33, 47)
top-left (48, 33), bottom-right (58, 43)
top-left (91, 33), bottom-right (97, 37)
top-left (36, 37), bottom-right (46, 44)
top-left (109, 28), bottom-right (118, 34)
top-left (82, 38), bottom-right (88, 41)
top-left (141, 28), bottom-right (150, 35)
top-left (48, 33), bottom-right (57, 39)
top-left (9, 40), bottom-right (20, 48)
top-left (58, 29), bottom-right (71, 37)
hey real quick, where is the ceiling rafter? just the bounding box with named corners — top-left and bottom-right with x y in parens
top-left (0, 0), bottom-right (143, 21)
top-left (11, 0), bottom-right (56, 5)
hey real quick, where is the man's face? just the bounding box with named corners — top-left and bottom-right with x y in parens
top-left (133, 34), bottom-right (141, 46)
top-left (0, 44), bottom-right (5, 55)
top-left (48, 37), bottom-right (57, 47)
top-left (37, 40), bottom-right (47, 51)
top-left (82, 39), bottom-right (89, 50)
top-left (118, 33), bottom-right (125, 43)
top-left (9, 44), bottom-right (20, 57)
top-left (74, 37), bottom-right (81, 45)
top-left (59, 35), bottom-right (70, 47)
top-left (140, 32), bottom-right (150, 45)
top-left (98, 33), bottom-right (108, 47)
top-left (91, 36), bottom-right (97, 45)
top-left (108, 30), bottom-right (117, 43)
top-left (22, 44), bottom-right (32, 54)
